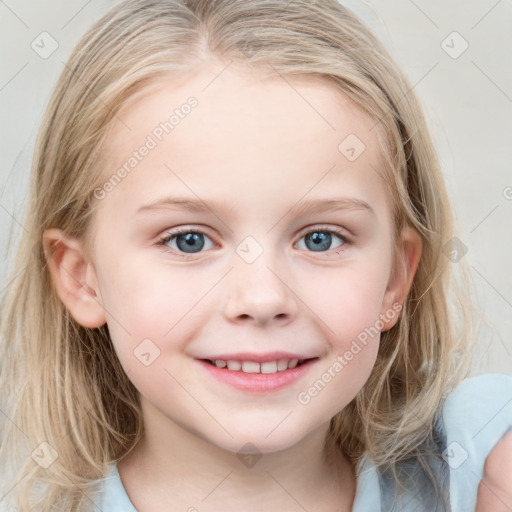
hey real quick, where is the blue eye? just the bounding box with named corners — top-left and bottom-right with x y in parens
top-left (296, 228), bottom-right (349, 252)
top-left (156, 225), bottom-right (351, 258)
top-left (157, 228), bottom-right (215, 255)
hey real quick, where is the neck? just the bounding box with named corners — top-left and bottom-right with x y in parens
top-left (117, 402), bottom-right (356, 512)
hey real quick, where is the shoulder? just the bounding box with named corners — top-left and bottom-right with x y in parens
top-left (443, 371), bottom-right (512, 408)
top-left (355, 374), bottom-right (512, 512)
top-left (437, 372), bottom-right (512, 512)
top-left (440, 372), bottom-right (512, 440)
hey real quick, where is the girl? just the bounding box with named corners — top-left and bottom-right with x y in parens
top-left (0, 0), bottom-right (511, 511)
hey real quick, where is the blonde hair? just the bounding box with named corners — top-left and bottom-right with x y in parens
top-left (0, 0), bottom-right (479, 509)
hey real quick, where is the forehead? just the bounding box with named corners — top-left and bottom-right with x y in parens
top-left (97, 63), bottom-right (390, 223)
top-left (110, 64), bottom-right (377, 155)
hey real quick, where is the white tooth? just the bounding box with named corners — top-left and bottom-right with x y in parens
top-left (277, 359), bottom-right (289, 371)
top-left (288, 359), bottom-right (298, 369)
top-left (261, 361), bottom-right (278, 374)
top-left (242, 361), bottom-right (260, 373)
top-left (214, 359), bottom-right (227, 368)
top-left (227, 360), bottom-right (242, 371)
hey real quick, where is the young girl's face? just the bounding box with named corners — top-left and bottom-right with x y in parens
top-left (84, 61), bottom-right (420, 454)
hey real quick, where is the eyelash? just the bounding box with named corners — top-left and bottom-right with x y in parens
top-left (156, 225), bottom-right (352, 258)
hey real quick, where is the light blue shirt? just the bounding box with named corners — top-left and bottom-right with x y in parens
top-left (92, 373), bottom-right (512, 511)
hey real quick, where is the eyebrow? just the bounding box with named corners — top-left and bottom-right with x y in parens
top-left (135, 195), bottom-right (375, 217)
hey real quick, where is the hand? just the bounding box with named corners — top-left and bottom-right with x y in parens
top-left (475, 429), bottom-right (512, 512)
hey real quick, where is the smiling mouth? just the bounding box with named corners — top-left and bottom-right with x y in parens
top-left (201, 357), bottom-right (318, 374)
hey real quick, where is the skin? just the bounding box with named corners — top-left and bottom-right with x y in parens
top-left (476, 430), bottom-right (512, 512)
top-left (42, 58), bottom-right (494, 511)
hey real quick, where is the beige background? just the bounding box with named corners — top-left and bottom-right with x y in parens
top-left (1, 0), bottom-right (510, 374)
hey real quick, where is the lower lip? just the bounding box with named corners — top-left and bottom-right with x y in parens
top-left (196, 359), bottom-right (318, 393)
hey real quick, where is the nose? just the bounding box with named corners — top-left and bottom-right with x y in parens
top-left (223, 254), bottom-right (298, 326)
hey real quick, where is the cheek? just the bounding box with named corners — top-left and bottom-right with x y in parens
top-left (298, 280), bottom-right (382, 419)
top-left (299, 260), bottom-right (390, 339)
top-left (293, 263), bottom-right (387, 404)
top-left (96, 258), bottom-right (200, 361)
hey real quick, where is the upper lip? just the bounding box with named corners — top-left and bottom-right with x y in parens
top-left (196, 351), bottom-right (319, 363)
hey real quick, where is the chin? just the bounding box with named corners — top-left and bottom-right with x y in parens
top-left (202, 425), bottom-right (311, 457)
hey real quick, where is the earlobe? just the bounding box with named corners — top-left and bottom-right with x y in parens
top-left (42, 228), bottom-right (106, 328)
top-left (380, 226), bottom-right (423, 331)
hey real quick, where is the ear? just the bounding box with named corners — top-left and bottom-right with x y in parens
top-left (380, 225), bottom-right (422, 332)
top-left (42, 228), bottom-right (106, 328)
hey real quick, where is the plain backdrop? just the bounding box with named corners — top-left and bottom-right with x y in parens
top-left (0, 0), bottom-right (511, 374)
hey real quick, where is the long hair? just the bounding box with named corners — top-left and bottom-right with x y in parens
top-left (0, 1), bottom-right (478, 509)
